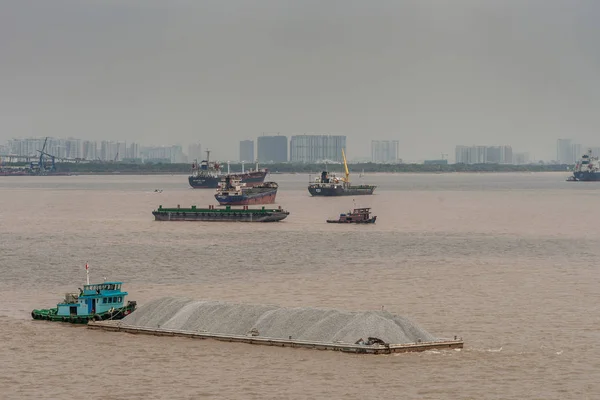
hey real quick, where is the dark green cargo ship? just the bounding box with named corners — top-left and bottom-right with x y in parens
top-left (152, 204), bottom-right (290, 222)
top-left (308, 149), bottom-right (376, 197)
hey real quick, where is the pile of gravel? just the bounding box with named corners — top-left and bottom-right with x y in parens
top-left (121, 297), bottom-right (438, 345)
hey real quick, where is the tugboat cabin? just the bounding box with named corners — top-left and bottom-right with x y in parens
top-left (56, 282), bottom-right (128, 317)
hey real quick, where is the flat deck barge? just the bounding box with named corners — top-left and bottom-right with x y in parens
top-left (152, 204), bottom-right (290, 222)
top-left (87, 321), bottom-right (464, 354)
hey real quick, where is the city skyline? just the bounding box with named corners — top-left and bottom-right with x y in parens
top-left (2, 1), bottom-right (599, 162)
top-left (2, 134), bottom-right (599, 164)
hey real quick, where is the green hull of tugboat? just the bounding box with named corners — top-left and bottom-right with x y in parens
top-left (31, 303), bottom-right (136, 324)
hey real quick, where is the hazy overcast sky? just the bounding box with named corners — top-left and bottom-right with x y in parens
top-left (1, 0), bottom-right (599, 161)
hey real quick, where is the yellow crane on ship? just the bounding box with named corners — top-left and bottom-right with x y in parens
top-left (341, 148), bottom-right (350, 184)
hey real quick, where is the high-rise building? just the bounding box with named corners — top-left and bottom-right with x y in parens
top-left (371, 140), bottom-right (400, 163)
top-left (557, 139), bottom-right (575, 164)
top-left (455, 145), bottom-right (513, 164)
top-left (126, 142), bottom-right (140, 159)
top-left (239, 140), bottom-right (254, 162)
top-left (289, 134), bottom-right (346, 163)
top-left (82, 141), bottom-right (98, 160)
top-left (100, 141), bottom-right (119, 161)
top-left (188, 143), bottom-right (202, 162)
top-left (140, 145), bottom-right (184, 163)
top-left (513, 152), bottom-right (530, 165)
top-left (455, 145), bottom-right (470, 164)
top-left (571, 143), bottom-right (582, 163)
top-left (116, 142), bottom-right (126, 161)
top-left (257, 135), bottom-right (287, 163)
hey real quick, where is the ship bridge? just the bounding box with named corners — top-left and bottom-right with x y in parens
top-left (82, 282), bottom-right (125, 295)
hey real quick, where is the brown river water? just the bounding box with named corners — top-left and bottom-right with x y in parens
top-left (0, 172), bottom-right (598, 399)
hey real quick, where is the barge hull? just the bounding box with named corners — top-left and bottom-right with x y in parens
top-left (88, 321), bottom-right (464, 354)
top-left (308, 186), bottom-right (376, 196)
top-left (152, 211), bottom-right (288, 222)
top-left (326, 219), bottom-right (376, 224)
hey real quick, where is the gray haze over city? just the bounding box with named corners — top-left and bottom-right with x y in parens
top-left (1, 0), bottom-right (599, 162)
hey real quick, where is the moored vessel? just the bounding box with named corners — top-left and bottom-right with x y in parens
top-left (567, 149), bottom-right (600, 181)
top-left (189, 150), bottom-right (268, 188)
top-left (308, 149), bottom-right (376, 196)
top-left (152, 204), bottom-right (289, 222)
top-left (327, 208), bottom-right (377, 224)
top-left (31, 264), bottom-right (136, 324)
top-left (215, 175), bottom-right (278, 205)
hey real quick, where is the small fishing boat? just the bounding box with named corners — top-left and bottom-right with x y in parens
top-left (327, 207), bottom-right (377, 224)
top-left (31, 263), bottom-right (137, 324)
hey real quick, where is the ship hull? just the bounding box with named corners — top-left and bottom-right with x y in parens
top-left (152, 208), bottom-right (289, 222)
top-left (0, 171), bottom-right (72, 176)
top-left (308, 185), bottom-right (376, 196)
top-left (327, 217), bottom-right (377, 224)
top-left (189, 171), bottom-right (267, 189)
top-left (0, 171), bottom-right (29, 176)
top-left (215, 189), bottom-right (277, 206)
top-left (31, 302), bottom-right (136, 324)
top-left (571, 171), bottom-right (600, 181)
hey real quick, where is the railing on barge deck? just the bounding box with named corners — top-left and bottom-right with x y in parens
top-left (88, 320), bottom-right (463, 355)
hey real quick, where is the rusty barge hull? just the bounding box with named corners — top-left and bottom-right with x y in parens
top-left (87, 321), bottom-right (464, 355)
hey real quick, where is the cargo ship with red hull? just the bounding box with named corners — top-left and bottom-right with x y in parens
top-left (189, 150), bottom-right (268, 189)
top-left (215, 175), bottom-right (278, 206)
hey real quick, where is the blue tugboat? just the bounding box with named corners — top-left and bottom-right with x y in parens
top-left (31, 264), bottom-right (136, 324)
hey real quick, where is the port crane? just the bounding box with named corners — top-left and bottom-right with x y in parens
top-left (30, 137), bottom-right (79, 174)
top-left (30, 137), bottom-right (57, 175)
